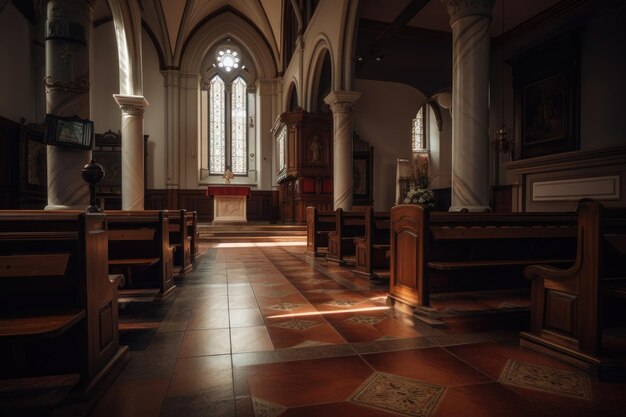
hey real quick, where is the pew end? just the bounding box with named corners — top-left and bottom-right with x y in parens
top-left (519, 201), bottom-right (626, 379)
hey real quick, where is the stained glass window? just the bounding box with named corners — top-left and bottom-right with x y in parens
top-left (209, 76), bottom-right (226, 174)
top-left (231, 77), bottom-right (247, 174)
top-left (412, 106), bottom-right (425, 151)
top-left (208, 45), bottom-right (253, 178)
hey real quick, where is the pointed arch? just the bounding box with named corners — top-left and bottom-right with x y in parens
top-left (179, 8), bottom-right (276, 79)
top-left (107, 0), bottom-right (143, 95)
top-left (307, 37), bottom-right (333, 114)
top-left (286, 81), bottom-right (299, 112)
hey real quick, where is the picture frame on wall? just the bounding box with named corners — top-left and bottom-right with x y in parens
top-left (511, 33), bottom-right (580, 159)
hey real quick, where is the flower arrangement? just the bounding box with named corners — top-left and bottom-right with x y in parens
top-left (404, 186), bottom-right (435, 207)
top-left (403, 155), bottom-right (436, 207)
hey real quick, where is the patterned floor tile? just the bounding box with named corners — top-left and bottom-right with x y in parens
top-left (346, 314), bottom-right (387, 325)
top-left (271, 319), bottom-right (320, 330)
top-left (325, 300), bottom-right (363, 308)
top-left (351, 372), bottom-right (445, 417)
top-left (251, 397), bottom-right (286, 417)
top-left (267, 302), bottom-right (304, 311)
top-left (499, 359), bottom-right (593, 399)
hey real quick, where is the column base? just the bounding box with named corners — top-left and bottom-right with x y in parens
top-left (449, 205), bottom-right (492, 213)
top-left (45, 204), bottom-right (86, 211)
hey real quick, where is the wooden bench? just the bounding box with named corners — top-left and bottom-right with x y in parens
top-left (388, 204), bottom-right (578, 311)
top-left (169, 209), bottom-right (192, 277)
top-left (353, 207), bottom-right (391, 279)
top-left (0, 211), bottom-right (128, 410)
top-left (520, 200), bottom-right (626, 377)
top-left (106, 210), bottom-right (175, 301)
top-left (187, 210), bottom-right (200, 261)
top-left (305, 206), bottom-right (336, 256)
top-left (327, 208), bottom-right (367, 266)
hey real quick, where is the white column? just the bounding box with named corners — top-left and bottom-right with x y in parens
top-left (114, 94), bottom-right (148, 210)
top-left (444, 0), bottom-right (494, 212)
top-left (44, 0), bottom-right (94, 210)
top-left (324, 91), bottom-right (361, 210)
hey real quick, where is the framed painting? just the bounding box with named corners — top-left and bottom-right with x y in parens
top-left (512, 34), bottom-right (579, 159)
top-left (353, 151), bottom-right (373, 205)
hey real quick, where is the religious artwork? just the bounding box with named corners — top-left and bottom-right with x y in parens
top-left (523, 74), bottom-right (565, 145)
top-left (353, 151), bottom-right (372, 204)
top-left (27, 140), bottom-right (46, 186)
top-left (308, 135), bottom-right (321, 162)
top-left (512, 35), bottom-right (579, 159)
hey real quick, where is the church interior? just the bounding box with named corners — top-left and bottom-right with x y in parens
top-left (1, 0), bottom-right (626, 416)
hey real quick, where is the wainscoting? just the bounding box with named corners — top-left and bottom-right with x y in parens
top-left (504, 146), bottom-right (626, 212)
top-left (145, 189), bottom-right (279, 222)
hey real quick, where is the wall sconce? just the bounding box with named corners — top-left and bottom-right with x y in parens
top-left (492, 126), bottom-right (513, 153)
top-left (249, 116), bottom-right (254, 128)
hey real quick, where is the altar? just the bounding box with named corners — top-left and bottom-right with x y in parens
top-left (206, 186), bottom-right (251, 224)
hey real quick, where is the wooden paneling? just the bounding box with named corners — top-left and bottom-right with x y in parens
top-left (504, 146), bottom-right (626, 212)
top-left (0, 116), bottom-right (46, 209)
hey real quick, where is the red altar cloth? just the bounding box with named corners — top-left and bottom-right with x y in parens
top-left (206, 186), bottom-right (251, 198)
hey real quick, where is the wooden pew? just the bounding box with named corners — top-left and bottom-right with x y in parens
top-left (106, 210), bottom-right (175, 301)
top-left (327, 208), bottom-right (367, 266)
top-left (0, 211), bottom-right (128, 410)
top-left (520, 200), bottom-right (626, 376)
top-left (187, 210), bottom-right (200, 261)
top-left (169, 209), bottom-right (192, 277)
top-left (388, 204), bottom-right (577, 310)
top-left (353, 207), bottom-right (391, 279)
top-left (305, 206), bottom-right (336, 257)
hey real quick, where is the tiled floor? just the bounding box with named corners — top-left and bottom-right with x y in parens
top-left (85, 242), bottom-right (626, 417)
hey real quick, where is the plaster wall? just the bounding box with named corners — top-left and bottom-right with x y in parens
top-left (353, 79), bottom-right (427, 211)
top-left (0, 5), bottom-right (34, 123)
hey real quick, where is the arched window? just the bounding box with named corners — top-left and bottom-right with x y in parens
top-left (412, 105), bottom-right (427, 152)
top-left (207, 46), bottom-right (249, 176)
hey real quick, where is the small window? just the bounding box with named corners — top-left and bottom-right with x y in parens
top-left (412, 105), bottom-right (427, 152)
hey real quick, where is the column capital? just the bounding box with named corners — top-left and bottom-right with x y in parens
top-left (114, 94), bottom-right (149, 117)
top-left (441, 0), bottom-right (495, 24)
top-left (324, 90), bottom-right (361, 114)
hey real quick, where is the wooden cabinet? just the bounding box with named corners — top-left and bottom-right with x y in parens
top-left (274, 110), bottom-right (333, 223)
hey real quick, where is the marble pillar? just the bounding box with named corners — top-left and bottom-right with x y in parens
top-left (443, 0), bottom-right (494, 212)
top-left (114, 94), bottom-right (148, 210)
top-left (44, 0), bottom-right (93, 210)
top-left (324, 91), bottom-right (361, 210)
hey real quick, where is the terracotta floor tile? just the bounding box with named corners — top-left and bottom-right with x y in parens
top-left (89, 378), bottom-right (169, 417)
top-left (230, 326), bottom-right (274, 353)
top-left (278, 401), bottom-right (399, 417)
top-left (247, 356), bottom-right (373, 407)
top-left (507, 384), bottom-right (622, 417)
top-left (266, 320), bottom-right (346, 349)
top-left (159, 395), bottom-right (236, 417)
top-left (590, 378), bottom-right (626, 414)
top-left (167, 354), bottom-right (233, 398)
top-left (446, 342), bottom-right (579, 380)
top-left (363, 347), bottom-right (491, 387)
top-left (431, 382), bottom-right (553, 417)
top-left (179, 329), bottom-right (231, 357)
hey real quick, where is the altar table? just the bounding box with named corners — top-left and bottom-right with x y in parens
top-left (206, 186), bottom-right (251, 224)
